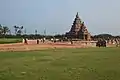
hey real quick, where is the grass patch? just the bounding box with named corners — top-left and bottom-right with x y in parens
top-left (0, 38), bottom-right (22, 44)
top-left (0, 48), bottom-right (120, 80)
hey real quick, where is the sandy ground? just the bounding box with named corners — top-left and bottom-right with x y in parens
top-left (0, 42), bottom-right (87, 52)
top-left (0, 40), bottom-right (116, 52)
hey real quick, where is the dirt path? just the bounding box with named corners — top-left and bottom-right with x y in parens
top-left (0, 42), bottom-right (86, 52)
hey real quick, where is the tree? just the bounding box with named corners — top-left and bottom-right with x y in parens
top-left (13, 26), bottom-right (23, 35)
top-left (0, 24), bottom-right (10, 38)
top-left (14, 25), bottom-right (19, 35)
top-left (0, 24), bottom-right (2, 35)
top-left (35, 30), bottom-right (37, 35)
top-left (17, 26), bottom-right (23, 35)
top-left (2, 26), bottom-right (9, 35)
top-left (93, 34), bottom-right (113, 39)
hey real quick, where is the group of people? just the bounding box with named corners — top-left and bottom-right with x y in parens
top-left (96, 39), bottom-right (106, 47)
top-left (96, 38), bottom-right (120, 47)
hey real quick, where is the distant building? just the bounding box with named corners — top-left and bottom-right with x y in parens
top-left (66, 12), bottom-right (91, 41)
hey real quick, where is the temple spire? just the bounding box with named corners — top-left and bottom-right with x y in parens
top-left (76, 12), bottom-right (79, 18)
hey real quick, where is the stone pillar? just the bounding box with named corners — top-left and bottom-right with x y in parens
top-left (83, 35), bottom-right (85, 41)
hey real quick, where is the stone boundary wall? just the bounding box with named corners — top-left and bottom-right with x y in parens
top-left (73, 41), bottom-right (97, 47)
top-left (22, 39), bottom-right (97, 47)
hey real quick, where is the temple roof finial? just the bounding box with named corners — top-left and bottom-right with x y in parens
top-left (77, 12), bottom-right (79, 15)
top-left (76, 12), bottom-right (79, 18)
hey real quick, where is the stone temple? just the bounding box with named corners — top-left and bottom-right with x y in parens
top-left (65, 12), bottom-right (91, 41)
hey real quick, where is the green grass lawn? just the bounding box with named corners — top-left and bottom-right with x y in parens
top-left (0, 48), bottom-right (120, 80)
top-left (0, 38), bottom-right (22, 44)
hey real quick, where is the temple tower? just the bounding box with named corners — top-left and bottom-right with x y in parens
top-left (66, 12), bottom-right (91, 41)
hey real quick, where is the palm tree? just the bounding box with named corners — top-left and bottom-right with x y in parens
top-left (18, 26), bottom-right (23, 35)
top-left (2, 26), bottom-right (9, 35)
top-left (35, 30), bottom-right (37, 35)
top-left (13, 26), bottom-right (23, 35)
top-left (0, 24), bottom-right (10, 35)
top-left (14, 25), bottom-right (19, 35)
top-left (0, 24), bottom-right (3, 35)
top-left (0, 25), bottom-right (10, 37)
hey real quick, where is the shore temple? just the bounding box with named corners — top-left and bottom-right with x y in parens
top-left (66, 12), bottom-right (91, 41)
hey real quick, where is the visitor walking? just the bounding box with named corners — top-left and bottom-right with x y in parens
top-left (37, 39), bottom-right (39, 44)
top-left (24, 38), bottom-right (28, 44)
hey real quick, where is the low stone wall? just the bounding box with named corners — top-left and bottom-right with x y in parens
top-left (23, 39), bottom-right (119, 48)
top-left (23, 39), bottom-right (97, 47)
top-left (73, 41), bottom-right (97, 47)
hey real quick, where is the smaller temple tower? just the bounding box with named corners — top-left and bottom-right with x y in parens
top-left (66, 12), bottom-right (91, 40)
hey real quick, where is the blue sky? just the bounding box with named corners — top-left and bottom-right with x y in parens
top-left (0, 0), bottom-right (120, 35)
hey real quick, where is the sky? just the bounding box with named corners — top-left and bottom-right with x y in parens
top-left (0, 0), bottom-right (120, 35)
